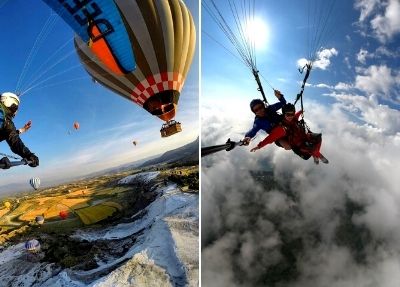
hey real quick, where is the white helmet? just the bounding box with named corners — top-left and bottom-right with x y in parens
top-left (1, 92), bottom-right (20, 108)
top-left (1, 92), bottom-right (20, 116)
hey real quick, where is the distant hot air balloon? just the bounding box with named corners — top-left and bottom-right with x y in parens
top-left (29, 177), bottom-right (40, 190)
top-left (59, 210), bottom-right (69, 220)
top-left (4, 201), bottom-right (11, 209)
top-left (25, 239), bottom-right (41, 253)
top-left (73, 121), bottom-right (80, 130)
top-left (132, 140), bottom-right (138, 146)
top-left (73, 0), bottom-right (196, 137)
top-left (35, 215), bottom-right (45, 225)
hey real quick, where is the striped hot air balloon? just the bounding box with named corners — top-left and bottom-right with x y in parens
top-left (41, 0), bottom-right (136, 75)
top-left (29, 177), bottom-right (41, 190)
top-left (25, 239), bottom-right (41, 253)
top-left (35, 215), bottom-right (45, 225)
top-left (74, 0), bottom-right (196, 134)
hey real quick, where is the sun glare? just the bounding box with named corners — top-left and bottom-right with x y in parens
top-left (244, 17), bottom-right (269, 51)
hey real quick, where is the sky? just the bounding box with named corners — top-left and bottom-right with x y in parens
top-left (202, 0), bottom-right (400, 286)
top-left (0, 0), bottom-right (199, 195)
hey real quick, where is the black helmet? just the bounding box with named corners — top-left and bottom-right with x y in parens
top-left (282, 103), bottom-right (295, 114)
top-left (250, 99), bottom-right (264, 112)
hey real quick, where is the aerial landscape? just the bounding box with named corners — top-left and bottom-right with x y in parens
top-left (0, 140), bottom-right (199, 286)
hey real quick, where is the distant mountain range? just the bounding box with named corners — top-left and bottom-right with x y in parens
top-left (83, 137), bottom-right (199, 177)
top-left (140, 137), bottom-right (199, 167)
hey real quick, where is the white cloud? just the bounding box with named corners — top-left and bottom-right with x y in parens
top-left (370, 0), bottom-right (400, 43)
top-left (335, 82), bottom-right (353, 91)
top-left (357, 48), bottom-right (369, 64)
top-left (355, 65), bottom-right (400, 102)
top-left (355, 0), bottom-right (400, 43)
top-left (354, 0), bottom-right (381, 22)
top-left (344, 56), bottom-right (352, 70)
top-left (298, 48), bottom-right (338, 71)
top-left (202, 90), bottom-right (400, 286)
top-left (316, 83), bottom-right (332, 89)
top-left (375, 46), bottom-right (399, 58)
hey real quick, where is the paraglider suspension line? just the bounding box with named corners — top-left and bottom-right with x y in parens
top-left (252, 69), bottom-right (268, 104)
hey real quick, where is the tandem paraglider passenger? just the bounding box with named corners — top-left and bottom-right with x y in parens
top-left (242, 89), bottom-right (287, 147)
top-left (0, 92), bottom-right (39, 169)
top-left (250, 103), bottom-right (329, 165)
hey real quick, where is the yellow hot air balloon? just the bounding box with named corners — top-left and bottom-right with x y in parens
top-left (74, 0), bottom-right (196, 137)
top-left (4, 201), bottom-right (11, 209)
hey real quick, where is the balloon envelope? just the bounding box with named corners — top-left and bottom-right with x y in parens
top-left (25, 239), bottom-right (41, 253)
top-left (74, 0), bottom-right (196, 123)
top-left (35, 216), bottom-right (45, 225)
top-left (73, 122), bottom-right (80, 130)
top-left (41, 0), bottom-right (136, 75)
top-left (29, 177), bottom-right (40, 190)
top-left (59, 210), bottom-right (69, 220)
top-left (4, 201), bottom-right (11, 209)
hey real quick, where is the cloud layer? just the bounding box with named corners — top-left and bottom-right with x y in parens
top-left (202, 94), bottom-right (400, 286)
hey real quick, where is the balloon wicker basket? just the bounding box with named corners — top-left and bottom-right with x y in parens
top-left (160, 120), bottom-right (182, 137)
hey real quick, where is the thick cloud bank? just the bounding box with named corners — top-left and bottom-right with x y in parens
top-left (201, 95), bottom-right (400, 286)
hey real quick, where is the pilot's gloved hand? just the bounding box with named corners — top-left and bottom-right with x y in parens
top-left (0, 157), bottom-right (11, 169)
top-left (27, 154), bottom-right (39, 167)
top-left (241, 137), bottom-right (251, 146)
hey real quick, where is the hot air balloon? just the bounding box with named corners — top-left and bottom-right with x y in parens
top-left (4, 201), bottom-right (11, 209)
top-left (73, 121), bottom-right (80, 130)
top-left (25, 239), bottom-right (41, 253)
top-left (41, 0), bottom-right (136, 75)
top-left (59, 210), bottom-right (69, 220)
top-left (132, 140), bottom-right (137, 146)
top-left (29, 177), bottom-right (41, 190)
top-left (35, 215), bottom-right (45, 225)
top-left (73, 0), bottom-right (196, 137)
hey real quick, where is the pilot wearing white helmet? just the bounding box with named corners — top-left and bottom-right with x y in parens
top-left (0, 92), bottom-right (39, 169)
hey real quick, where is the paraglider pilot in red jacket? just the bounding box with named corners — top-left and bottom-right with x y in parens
top-left (251, 103), bottom-right (329, 165)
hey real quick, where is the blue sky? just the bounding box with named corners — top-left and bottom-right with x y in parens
top-left (0, 0), bottom-right (199, 194)
top-left (202, 0), bottom-right (400, 123)
top-left (202, 1), bottom-right (400, 285)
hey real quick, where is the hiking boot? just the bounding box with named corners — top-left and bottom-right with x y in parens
top-left (313, 156), bottom-right (319, 165)
top-left (319, 154), bottom-right (329, 164)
